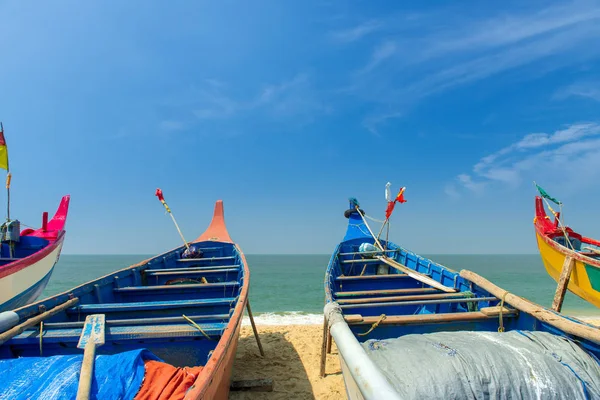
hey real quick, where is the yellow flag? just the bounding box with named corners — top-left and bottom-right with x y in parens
top-left (0, 124), bottom-right (7, 171)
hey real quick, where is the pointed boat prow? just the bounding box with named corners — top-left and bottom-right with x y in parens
top-left (194, 200), bottom-right (233, 243)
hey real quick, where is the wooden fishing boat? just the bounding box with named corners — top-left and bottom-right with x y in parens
top-left (534, 195), bottom-right (600, 309)
top-left (0, 200), bottom-right (248, 400)
top-left (0, 195), bottom-right (70, 311)
top-left (322, 202), bottom-right (600, 400)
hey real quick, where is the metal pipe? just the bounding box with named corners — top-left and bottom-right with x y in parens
top-left (324, 302), bottom-right (401, 400)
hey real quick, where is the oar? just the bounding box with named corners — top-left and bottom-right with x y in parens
top-left (76, 314), bottom-right (106, 400)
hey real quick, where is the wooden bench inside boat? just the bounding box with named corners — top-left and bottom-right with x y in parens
top-left (114, 282), bottom-right (240, 300)
top-left (337, 292), bottom-right (475, 305)
top-left (345, 309), bottom-right (518, 326)
top-left (335, 287), bottom-right (440, 298)
top-left (145, 268), bottom-right (240, 285)
top-left (43, 313), bottom-right (232, 328)
top-left (176, 256), bottom-right (236, 264)
top-left (144, 264), bottom-right (241, 274)
top-left (340, 296), bottom-right (497, 309)
top-left (66, 297), bottom-right (236, 315)
top-left (336, 274), bottom-right (408, 281)
top-left (8, 322), bottom-right (228, 345)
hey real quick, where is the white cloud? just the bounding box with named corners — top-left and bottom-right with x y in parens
top-left (330, 20), bottom-right (383, 43)
top-left (450, 123), bottom-right (600, 197)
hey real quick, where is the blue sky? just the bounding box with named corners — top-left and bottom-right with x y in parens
top-left (1, 1), bottom-right (599, 254)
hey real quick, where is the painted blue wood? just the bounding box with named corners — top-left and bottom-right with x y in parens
top-left (0, 240), bottom-right (246, 368)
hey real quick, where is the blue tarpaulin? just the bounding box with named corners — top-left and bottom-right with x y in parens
top-left (0, 349), bottom-right (159, 400)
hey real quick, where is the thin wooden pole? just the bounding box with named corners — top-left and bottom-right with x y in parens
top-left (552, 256), bottom-right (575, 312)
top-left (377, 256), bottom-right (456, 293)
top-left (326, 330), bottom-right (332, 354)
top-left (246, 301), bottom-right (264, 357)
top-left (0, 297), bottom-right (79, 345)
top-left (319, 316), bottom-right (328, 377)
top-left (460, 269), bottom-right (600, 342)
top-left (355, 207), bottom-right (384, 250)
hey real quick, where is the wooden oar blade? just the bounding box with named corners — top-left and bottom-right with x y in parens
top-left (77, 314), bottom-right (105, 349)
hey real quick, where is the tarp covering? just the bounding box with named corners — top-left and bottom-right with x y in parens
top-left (362, 331), bottom-right (600, 399)
top-left (0, 349), bottom-right (158, 400)
top-left (135, 359), bottom-right (203, 400)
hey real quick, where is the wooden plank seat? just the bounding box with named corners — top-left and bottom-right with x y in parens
top-left (66, 298), bottom-right (236, 314)
top-left (340, 296), bottom-right (497, 309)
top-left (335, 287), bottom-right (440, 298)
top-left (340, 259), bottom-right (386, 264)
top-left (9, 322), bottom-right (228, 344)
top-left (114, 282), bottom-right (239, 294)
top-left (336, 274), bottom-right (408, 281)
top-left (176, 256), bottom-right (236, 264)
top-left (337, 292), bottom-right (473, 305)
top-left (147, 269), bottom-right (240, 286)
top-left (338, 249), bottom-right (400, 256)
top-left (345, 309), bottom-right (518, 326)
top-left (147, 268), bottom-right (239, 277)
top-left (44, 314), bottom-right (231, 329)
top-left (144, 264), bottom-right (241, 273)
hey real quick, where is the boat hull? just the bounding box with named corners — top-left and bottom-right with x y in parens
top-left (0, 233), bottom-right (65, 312)
top-left (535, 230), bottom-right (600, 308)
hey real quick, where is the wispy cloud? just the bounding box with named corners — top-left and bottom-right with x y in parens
top-left (359, 40), bottom-right (397, 74)
top-left (192, 73), bottom-right (328, 124)
top-left (447, 123), bottom-right (600, 197)
top-left (330, 20), bottom-right (383, 43)
top-left (340, 3), bottom-right (600, 133)
top-left (554, 81), bottom-right (600, 102)
top-left (159, 120), bottom-right (186, 132)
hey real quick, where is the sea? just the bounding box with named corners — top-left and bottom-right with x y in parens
top-left (42, 254), bottom-right (600, 325)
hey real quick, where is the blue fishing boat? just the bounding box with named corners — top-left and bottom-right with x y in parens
top-left (322, 201), bottom-right (600, 400)
top-left (0, 200), bottom-right (249, 400)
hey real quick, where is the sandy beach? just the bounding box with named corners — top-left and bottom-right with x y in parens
top-left (231, 318), bottom-right (600, 399)
top-left (231, 325), bottom-right (344, 400)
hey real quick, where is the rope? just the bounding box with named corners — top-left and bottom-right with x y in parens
top-left (358, 314), bottom-right (386, 336)
top-left (498, 291), bottom-right (508, 333)
top-left (365, 214), bottom-right (386, 224)
top-left (360, 264), bottom-right (368, 276)
top-left (182, 314), bottom-right (212, 340)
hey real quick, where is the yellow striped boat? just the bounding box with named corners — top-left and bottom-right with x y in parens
top-left (534, 195), bottom-right (600, 308)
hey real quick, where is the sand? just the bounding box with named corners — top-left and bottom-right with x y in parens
top-left (230, 325), bottom-right (344, 400)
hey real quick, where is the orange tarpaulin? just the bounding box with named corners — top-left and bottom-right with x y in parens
top-left (135, 360), bottom-right (203, 400)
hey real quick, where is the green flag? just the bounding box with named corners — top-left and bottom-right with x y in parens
top-left (535, 183), bottom-right (562, 205)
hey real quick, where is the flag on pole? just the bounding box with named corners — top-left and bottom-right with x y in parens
top-left (155, 188), bottom-right (171, 213)
top-left (0, 124), bottom-right (8, 171)
top-left (385, 186), bottom-right (406, 219)
top-left (535, 183), bottom-right (561, 205)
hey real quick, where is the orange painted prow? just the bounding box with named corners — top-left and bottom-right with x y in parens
top-left (194, 200), bottom-right (233, 243)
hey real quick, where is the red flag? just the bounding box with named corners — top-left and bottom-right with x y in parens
top-left (385, 201), bottom-right (396, 219)
top-left (396, 187), bottom-right (406, 203)
top-left (385, 187), bottom-right (407, 219)
top-left (155, 188), bottom-right (165, 202)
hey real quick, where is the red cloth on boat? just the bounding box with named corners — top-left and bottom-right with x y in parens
top-left (134, 360), bottom-right (203, 400)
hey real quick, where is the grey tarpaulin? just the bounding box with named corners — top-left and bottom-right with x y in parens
top-left (362, 331), bottom-right (600, 399)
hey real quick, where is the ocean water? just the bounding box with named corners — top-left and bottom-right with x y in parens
top-left (42, 254), bottom-right (600, 325)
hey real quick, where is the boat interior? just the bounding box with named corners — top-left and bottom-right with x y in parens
top-left (326, 232), bottom-right (600, 356)
top-left (0, 241), bottom-right (246, 367)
